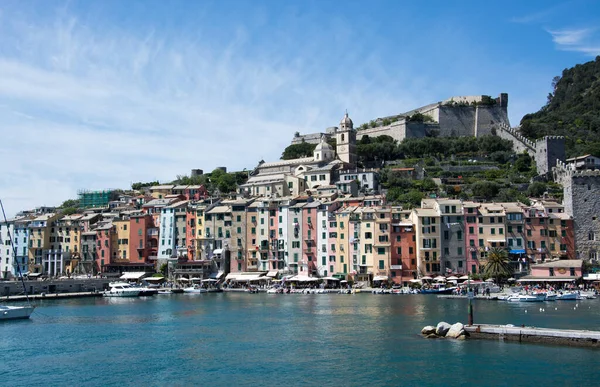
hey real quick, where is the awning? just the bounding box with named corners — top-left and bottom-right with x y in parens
top-left (373, 275), bottom-right (389, 281)
top-left (213, 249), bottom-right (223, 255)
top-left (27, 272), bottom-right (43, 277)
top-left (144, 276), bottom-right (164, 282)
top-left (235, 275), bottom-right (266, 282)
top-left (487, 239), bottom-right (506, 243)
top-left (209, 271), bottom-right (224, 279)
top-left (322, 276), bottom-right (340, 281)
top-left (266, 270), bottom-right (279, 277)
top-left (584, 274), bottom-right (600, 281)
top-left (509, 249), bottom-right (526, 254)
top-left (518, 277), bottom-right (580, 282)
top-left (225, 273), bottom-right (239, 280)
top-left (120, 272), bottom-right (147, 280)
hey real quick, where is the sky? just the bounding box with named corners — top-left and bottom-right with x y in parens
top-left (1, 0), bottom-right (599, 217)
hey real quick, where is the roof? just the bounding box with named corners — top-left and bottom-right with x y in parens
top-left (412, 208), bottom-right (438, 217)
top-left (166, 200), bottom-right (189, 209)
top-left (566, 154), bottom-right (593, 162)
top-left (150, 185), bottom-right (175, 190)
top-left (142, 198), bottom-right (177, 207)
top-left (258, 157), bottom-right (314, 169)
top-left (532, 260), bottom-right (582, 268)
top-left (206, 206), bottom-right (230, 214)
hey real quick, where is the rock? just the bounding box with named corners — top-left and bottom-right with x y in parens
top-left (456, 334), bottom-right (467, 340)
top-left (426, 333), bottom-right (439, 339)
top-left (446, 322), bottom-right (465, 338)
top-left (421, 326), bottom-right (436, 335)
top-left (436, 322), bottom-right (451, 337)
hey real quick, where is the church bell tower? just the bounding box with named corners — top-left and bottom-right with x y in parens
top-left (336, 111), bottom-right (356, 167)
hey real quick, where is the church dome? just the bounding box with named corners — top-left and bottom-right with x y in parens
top-left (315, 137), bottom-right (332, 151)
top-left (340, 112), bottom-right (353, 128)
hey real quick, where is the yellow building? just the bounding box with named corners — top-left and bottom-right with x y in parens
top-left (372, 207), bottom-right (392, 282)
top-left (28, 213), bottom-right (60, 274)
top-left (410, 208), bottom-right (441, 276)
top-left (113, 216), bottom-right (130, 262)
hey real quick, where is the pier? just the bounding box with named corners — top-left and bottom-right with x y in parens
top-left (464, 324), bottom-right (600, 348)
top-left (3, 291), bottom-right (102, 302)
top-left (437, 295), bottom-right (498, 300)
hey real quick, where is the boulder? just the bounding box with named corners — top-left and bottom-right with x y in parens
top-left (426, 333), bottom-right (439, 339)
top-left (456, 334), bottom-right (467, 340)
top-left (446, 322), bottom-right (465, 339)
top-left (421, 326), bottom-right (436, 335)
top-left (436, 322), bottom-right (451, 337)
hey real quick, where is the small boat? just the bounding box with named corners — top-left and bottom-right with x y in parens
top-left (183, 285), bottom-right (208, 293)
top-left (580, 292), bottom-right (597, 299)
top-left (0, 305), bottom-right (35, 321)
top-left (506, 294), bottom-right (546, 302)
top-left (246, 286), bottom-right (259, 294)
top-left (556, 291), bottom-right (580, 300)
top-left (420, 286), bottom-right (457, 295)
top-left (266, 287), bottom-right (283, 294)
top-left (157, 290), bottom-right (173, 295)
top-left (103, 282), bottom-right (142, 297)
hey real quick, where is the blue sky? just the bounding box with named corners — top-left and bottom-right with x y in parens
top-left (1, 0), bottom-right (599, 216)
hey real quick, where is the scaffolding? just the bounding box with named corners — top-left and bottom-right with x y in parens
top-left (78, 189), bottom-right (116, 208)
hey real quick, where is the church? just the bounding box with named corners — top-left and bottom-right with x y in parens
top-left (239, 113), bottom-right (357, 197)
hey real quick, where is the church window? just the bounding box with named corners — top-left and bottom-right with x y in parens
top-left (341, 134), bottom-right (345, 142)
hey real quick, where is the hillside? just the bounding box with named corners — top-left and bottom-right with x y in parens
top-left (519, 56), bottom-right (600, 157)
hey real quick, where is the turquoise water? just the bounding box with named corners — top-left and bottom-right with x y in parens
top-left (2, 294), bottom-right (600, 386)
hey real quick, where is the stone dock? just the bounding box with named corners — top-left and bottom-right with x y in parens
top-left (2, 291), bottom-right (102, 302)
top-left (438, 295), bottom-right (499, 300)
top-left (464, 324), bottom-right (600, 348)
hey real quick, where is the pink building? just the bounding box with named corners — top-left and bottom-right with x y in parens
top-left (301, 202), bottom-right (319, 276)
top-left (463, 203), bottom-right (480, 274)
top-left (521, 259), bottom-right (583, 283)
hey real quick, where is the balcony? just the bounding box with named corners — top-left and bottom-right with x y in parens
top-left (390, 265), bottom-right (402, 270)
top-left (303, 247), bottom-right (315, 253)
top-left (148, 255), bottom-right (158, 260)
top-left (147, 229), bottom-right (159, 236)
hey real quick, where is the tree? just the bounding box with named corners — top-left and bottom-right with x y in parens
top-left (471, 181), bottom-right (500, 200)
top-left (483, 248), bottom-right (512, 283)
top-left (527, 182), bottom-right (547, 197)
top-left (281, 141), bottom-right (316, 160)
top-left (131, 181), bottom-right (160, 191)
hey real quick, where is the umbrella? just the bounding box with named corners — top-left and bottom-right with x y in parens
top-left (459, 275), bottom-right (469, 280)
top-left (179, 277), bottom-right (190, 281)
top-left (447, 276), bottom-right (459, 280)
top-left (507, 277), bottom-right (516, 282)
top-left (409, 279), bottom-right (422, 283)
top-left (434, 276), bottom-right (446, 281)
top-left (485, 278), bottom-right (494, 282)
top-left (421, 276), bottom-right (433, 280)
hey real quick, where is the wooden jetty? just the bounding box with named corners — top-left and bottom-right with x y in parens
top-left (464, 324), bottom-right (600, 348)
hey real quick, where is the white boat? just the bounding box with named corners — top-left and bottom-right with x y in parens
top-left (183, 285), bottom-right (208, 293)
top-left (580, 292), bottom-right (597, 299)
top-left (506, 294), bottom-right (546, 302)
top-left (266, 287), bottom-right (283, 294)
top-left (0, 305), bottom-right (35, 321)
top-left (556, 291), bottom-right (580, 300)
top-left (544, 293), bottom-right (557, 301)
top-left (103, 282), bottom-right (142, 297)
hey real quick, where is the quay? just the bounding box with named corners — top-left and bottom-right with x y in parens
top-left (464, 324), bottom-right (600, 348)
top-left (3, 291), bottom-right (102, 302)
top-left (438, 295), bottom-right (498, 300)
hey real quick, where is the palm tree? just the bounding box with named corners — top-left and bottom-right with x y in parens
top-left (483, 247), bottom-right (512, 283)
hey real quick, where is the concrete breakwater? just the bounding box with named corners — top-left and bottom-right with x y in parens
top-left (465, 324), bottom-right (600, 348)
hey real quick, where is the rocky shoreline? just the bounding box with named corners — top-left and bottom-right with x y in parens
top-left (422, 322), bottom-right (470, 340)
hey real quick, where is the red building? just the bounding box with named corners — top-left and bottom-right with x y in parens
top-left (129, 214), bottom-right (156, 264)
top-left (390, 220), bottom-right (417, 285)
top-left (463, 202), bottom-right (480, 274)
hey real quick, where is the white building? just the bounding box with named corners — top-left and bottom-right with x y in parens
top-left (0, 220), bottom-right (15, 278)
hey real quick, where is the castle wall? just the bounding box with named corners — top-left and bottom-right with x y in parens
top-left (554, 162), bottom-right (600, 261)
top-left (474, 105), bottom-right (510, 137)
top-left (497, 123), bottom-right (536, 156)
top-left (437, 106), bottom-right (476, 137)
top-left (358, 121), bottom-right (406, 142)
top-left (535, 137), bottom-right (566, 176)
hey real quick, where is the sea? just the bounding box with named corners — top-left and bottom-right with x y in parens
top-left (2, 293), bottom-right (600, 387)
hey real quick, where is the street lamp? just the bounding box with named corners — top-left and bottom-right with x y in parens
top-left (468, 269), bottom-right (474, 325)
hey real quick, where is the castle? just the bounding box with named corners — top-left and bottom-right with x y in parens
top-left (554, 161), bottom-right (600, 262)
top-left (292, 93), bottom-right (510, 144)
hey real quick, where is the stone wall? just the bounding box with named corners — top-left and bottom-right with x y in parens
top-left (553, 161), bottom-right (600, 261)
top-left (0, 278), bottom-right (110, 296)
top-left (496, 123), bottom-right (535, 156)
top-left (535, 136), bottom-right (566, 176)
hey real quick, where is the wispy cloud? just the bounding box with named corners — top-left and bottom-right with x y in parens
top-left (547, 27), bottom-right (600, 55)
top-left (0, 6), bottom-right (444, 217)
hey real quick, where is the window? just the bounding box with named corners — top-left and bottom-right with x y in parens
top-left (469, 227), bottom-right (474, 234)
top-left (479, 227), bottom-right (483, 234)
top-left (377, 247), bottom-right (385, 255)
top-left (379, 260), bottom-right (384, 270)
top-left (549, 268), bottom-right (555, 276)
top-left (457, 247), bottom-right (462, 255)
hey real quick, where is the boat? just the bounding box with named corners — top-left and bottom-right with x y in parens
top-left (266, 287), bottom-right (283, 294)
top-left (0, 305), bottom-right (36, 321)
top-left (157, 290), bottom-right (173, 294)
top-left (103, 282), bottom-right (142, 297)
top-left (556, 291), bottom-right (580, 300)
top-left (420, 286), bottom-right (457, 295)
top-left (0, 199), bottom-right (35, 320)
top-left (506, 294), bottom-right (546, 302)
top-left (183, 285), bottom-right (208, 293)
top-left (246, 285), bottom-right (259, 294)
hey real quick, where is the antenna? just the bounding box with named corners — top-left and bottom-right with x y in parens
top-left (0, 199), bottom-right (31, 304)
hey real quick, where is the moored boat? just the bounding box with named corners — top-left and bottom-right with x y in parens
top-left (103, 282), bottom-right (142, 297)
top-left (0, 305), bottom-right (35, 321)
top-left (556, 291), bottom-right (580, 300)
top-left (183, 285), bottom-right (208, 293)
top-left (506, 294), bottom-right (546, 302)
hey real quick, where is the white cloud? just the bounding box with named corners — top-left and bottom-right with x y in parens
top-left (547, 28), bottom-right (600, 56)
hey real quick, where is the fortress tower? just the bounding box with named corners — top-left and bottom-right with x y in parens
top-left (336, 112), bottom-right (357, 167)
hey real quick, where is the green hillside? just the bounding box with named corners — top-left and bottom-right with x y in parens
top-left (519, 56), bottom-right (600, 157)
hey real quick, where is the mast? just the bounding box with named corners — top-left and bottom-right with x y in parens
top-left (0, 199), bottom-right (31, 304)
